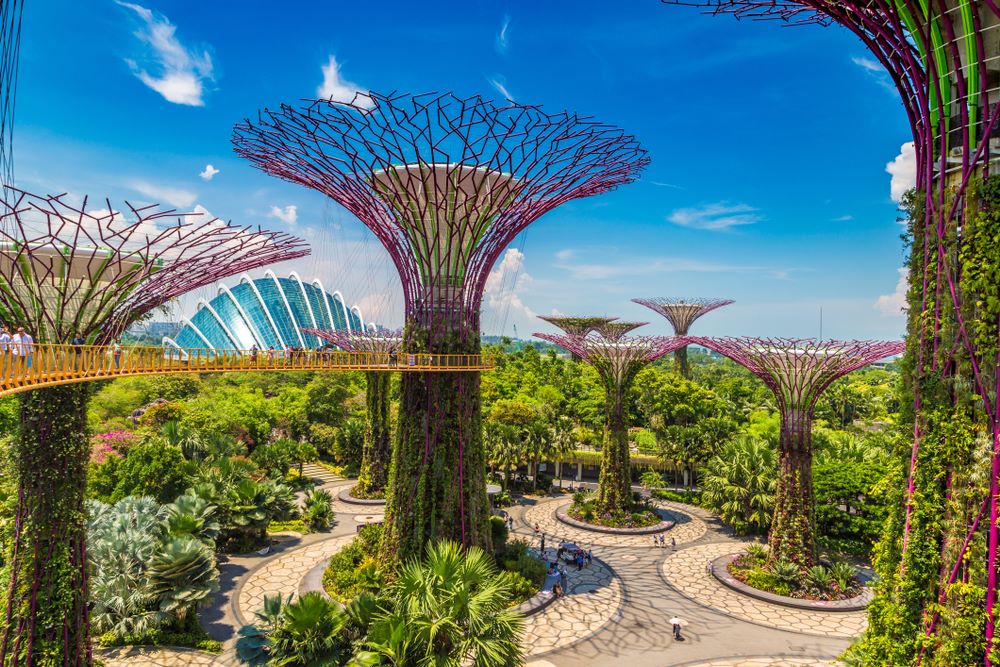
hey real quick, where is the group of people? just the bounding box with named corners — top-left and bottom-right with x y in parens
top-left (0, 326), bottom-right (34, 374)
top-left (652, 533), bottom-right (676, 549)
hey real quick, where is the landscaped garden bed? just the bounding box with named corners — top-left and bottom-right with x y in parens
top-left (559, 490), bottom-right (674, 534)
top-left (322, 519), bottom-right (546, 608)
top-left (338, 485), bottom-right (387, 505)
top-left (716, 544), bottom-right (870, 610)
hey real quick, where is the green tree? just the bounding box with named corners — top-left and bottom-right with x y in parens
top-left (701, 435), bottom-right (777, 534)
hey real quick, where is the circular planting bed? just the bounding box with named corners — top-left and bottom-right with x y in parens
top-left (711, 554), bottom-right (872, 611)
top-left (555, 505), bottom-right (675, 535)
top-left (337, 486), bottom-right (386, 506)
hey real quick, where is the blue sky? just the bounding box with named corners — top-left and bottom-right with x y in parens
top-left (15, 0), bottom-right (913, 340)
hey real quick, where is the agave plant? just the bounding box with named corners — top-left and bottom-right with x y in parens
top-left (829, 561), bottom-right (858, 591)
top-left (804, 565), bottom-right (834, 593)
top-left (744, 542), bottom-right (768, 564)
top-left (146, 537), bottom-right (220, 622)
top-left (769, 560), bottom-right (801, 588)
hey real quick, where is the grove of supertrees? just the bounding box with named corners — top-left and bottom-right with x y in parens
top-left (233, 92), bottom-right (648, 561)
top-left (304, 327), bottom-right (403, 498)
top-left (665, 0), bottom-right (1000, 662)
top-left (632, 297), bottom-right (733, 377)
top-left (0, 189), bottom-right (308, 666)
top-left (535, 326), bottom-right (687, 514)
top-left (537, 316), bottom-right (618, 361)
top-left (691, 337), bottom-right (904, 566)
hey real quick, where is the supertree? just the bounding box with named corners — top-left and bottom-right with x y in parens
top-left (590, 320), bottom-right (648, 342)
top-left (0, 188), bottom-right (308, 666)
top-left (663, 1), bottom-right (1000, 661)
top-left (537, 315), bottom-right (617, 361)
top-left (233, 92), bottom-right (648, 560)
top-left (303, 327), bottom-right (403, 498)
top-left (535, 330), bottom-right (688, 514)
top-left (632, 297), bottom-right (733, 377)
top-left (690, 337), bottom-right (904, 565)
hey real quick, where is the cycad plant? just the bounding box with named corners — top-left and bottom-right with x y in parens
top-left (146, 537), bottom-right (220, 623)
top-left (701, 435), bottom-right (777, 534)
top-left (162, 492), bottom-right (220, 546)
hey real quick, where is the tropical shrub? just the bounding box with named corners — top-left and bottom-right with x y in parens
top-left (302, 489), bottom-right (333, 531)
top-left (701, 435), bottom-right (776, 534)
top-left (88, 441), bottom-right (193, 504)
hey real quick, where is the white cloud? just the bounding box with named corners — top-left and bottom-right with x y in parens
top-left (317, 55), bottom-right (373, 108)
top-left (833, 214), bottom-right (854, 222)
top-left (555, 253), bottom-right (760, 280)
top-left (555, 248), bottom-right (574, 262)
top-left (484, 248), bottom-right (535, 319)
top-left (117, 1), bottom-right (214, 106)
top-left (488, 75), bottom-right (514, 102)
top-left (887, 142), bottom-right (916, 203)
top-left (874, 267), bottom-right (908, 316)
top-left (268, 205), bottom-right (298, 225)
top-left (852, 55), bottom-right (894, 92)
top-left (128, 180), bottom-right (197, 208)
top-left (496, 15), bottom-right (511, 54)
top-left (199, 164), bottom-right (219, 181)
top-left (668, 202), bottom-right (762, 231)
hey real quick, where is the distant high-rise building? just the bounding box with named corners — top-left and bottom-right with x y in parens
top-left (165, 271), bottom-right (370, 351)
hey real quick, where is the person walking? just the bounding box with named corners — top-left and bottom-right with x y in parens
top-left (586, 547), bottom-right (593, 568)
top-left (540, 533), bottom-right (546, 556)
top-left (652, 535), bottom-right (659, 548)
top-left (0, 325), bottom-right (11, 380)
top-left (671, 536), bottom-right (676, 550)
top-left (558, 564), bottom-right (569, 595)
top-left (112, 339), bottom-right (122, 369)
top-left (670, 616), bottom-right (684, 640)
top-left (534, 522), bottom-right (540, 537)
top-left (12, 327), bottom-right (33, 372)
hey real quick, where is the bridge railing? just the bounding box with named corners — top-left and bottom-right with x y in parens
top-left (0, 343), bottom-right (493, 395)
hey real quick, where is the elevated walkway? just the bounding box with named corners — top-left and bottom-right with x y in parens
top-left (0, 344), bottom-right (492, 398)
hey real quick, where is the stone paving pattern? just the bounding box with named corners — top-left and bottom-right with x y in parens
top-left (236, 533), bottom-right (355, 624)
top-left (660, 542), bottom-right (867, 638)
top-left (522, 497), bottom-right (707, 548)
top-left (105, 489), bottom-right (860, 666)
top-left (680, 660), bottom-right (838, 667)
top-left (522, 558), bottom-right (623, 656)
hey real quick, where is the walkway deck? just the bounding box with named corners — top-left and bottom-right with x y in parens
top-left (0, 344), bottom-right (492, 397)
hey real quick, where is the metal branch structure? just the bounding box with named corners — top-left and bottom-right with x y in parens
top-left (662, 3), bottom-right (1000, 660)
top-left (304, 327), bottom-right (403, 497)
top-left (633, 297), bottom-right (734, 377)
top-left (234, 91), bottom-right (648, 560)
top-left (691, 337), bottom-right (904, 565)
top-left (537, 315), bottom-right (618, 361)
top-left (536, 330), bottom-right (688, 513)
top-left (0, 188), bottom-right (308, 666)
top-left (0, 0), bottom-right (24, 194)
top-left (590, 320), bottom-right (648, 342)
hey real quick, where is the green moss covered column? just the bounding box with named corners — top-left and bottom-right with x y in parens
top-left (379, 311), bottom-right (490, 562)
top-left (597, 385), bottom-right (631, 514)
top-left (355, 371), bottom-right (391, 498)
top-left (1, 384), bottom-right (92, 666)
top-left (768, 407), bottom-right (815, 567)
top-left (674, 346), bottom-right (690, 379)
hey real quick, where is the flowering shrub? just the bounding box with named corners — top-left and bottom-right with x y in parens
top-left (90, 431), bottom-right (135, 463)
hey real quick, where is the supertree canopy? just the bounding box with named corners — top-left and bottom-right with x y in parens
top-left (632, 297), bottom-right (733, 377)
top-left (304, 327), bottom-right (403, 498)
top-left (0, 188), bottom-right (308, 666)
top-left (590, 320), bottom-right (648, 343)
top-left (691, 337), bottom-right (904, 565)
top-left (663, 1), bottom-right (1000, 662)
top-left (537, 315), bottom-right (618, 361)
top-left (535, 330), bottom-right (687, 514)
top-left (234, 91), bottom-right (648, 559)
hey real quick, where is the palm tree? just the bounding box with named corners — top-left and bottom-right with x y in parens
top-left (357, 541), bottom-right (524, 666)
top-left (484, 422), bottom-right (524, 491)
top-left (701, 435), bottom-right (777, 534)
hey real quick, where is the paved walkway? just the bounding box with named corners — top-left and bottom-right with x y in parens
top-left (104, 486), bottom-right (863, 667)
top-left (660, 542), bottom-right (867, 638)
top-left (521, 496), bottom-right (707, 548)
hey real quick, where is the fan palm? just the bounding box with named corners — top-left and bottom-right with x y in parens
top-left (701, 435), bottom-right (777, 534)
top-left (268, 592), bottom-right (350, 666)
top-left (360, 541), bottom-right (524, 667)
